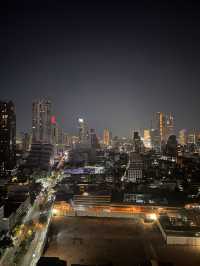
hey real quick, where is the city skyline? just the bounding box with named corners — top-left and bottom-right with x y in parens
top-left (1, 1), bottom-right (200, 135)
top-left (2, 2), bottom-right (200, 266)
top-left (1, 97), bottom-right (199, 137)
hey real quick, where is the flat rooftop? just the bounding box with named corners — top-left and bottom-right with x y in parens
top-left (44, 216), bottom-right (200, 266)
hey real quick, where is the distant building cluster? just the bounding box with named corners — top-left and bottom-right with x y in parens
top-left (1, 98), bottom-right (200, 177)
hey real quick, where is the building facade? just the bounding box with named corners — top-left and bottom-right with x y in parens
top-left (78, 118), bottom-right (90, 146)
top-left (103, 128), bottom-right (111, 146)
top-left (126, 152), bottom-right (143, 183)
top-left (0, 101), bottom-right (16, 174)
top-left (152, 112), bottom-right (175, 151)
top-left (32, 99), bottom-right (52, 144)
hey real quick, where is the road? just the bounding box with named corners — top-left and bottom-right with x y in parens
top-left (0, 174), bottom-right (58, 266)
top-left (0, 193), bottom-right (42, 266)
top-left (20, 206), bottom-right (53, 266)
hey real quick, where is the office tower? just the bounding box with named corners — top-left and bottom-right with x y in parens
top-left (51, 115), bottom-right (65, 154)
top-left (27, 143), bottom-right (54, 170)
top-left (178, 129), bottom-right (187, 146)
top-left (153, 112), bottom-right (175, 148)
top-left (103, 128), bottom-right (111, 146)
top-left (154, 112), bottom-right (165, 142)
top-left (71, 136), bottom-right (79, 148)
top-left (16, 132), bottom-right (23, 152)
top-left (0, 101), bottom-right (16, 173)
top-left (126, 152), bottom-right (143, 183)
top-left (90, 128), bottom-right (100, 149)
top-left (51, 116), bottom-right (64, 145)
top-left (32, 99), bottom-right (52, 144)
top-left (22, 132), bottom-right (31, 152)
top-left (196, 134), bottom-right (200, 154)
top-left (166, 135), bottom-right (177, 157)
top-left (143, 129), bottom-right (151, 148)
top-left (150, 128), bottom-right (160, 152)
top-left (187, 130), bottom-right (196, 144)
top-left (78, 118), bottom-right (89, 145)
top-left (166, 113), bottom-right (174, 137)
top-left (63, 133), bottom-right (72, 147)
top-left (132, 131), bottom-right (143, 153)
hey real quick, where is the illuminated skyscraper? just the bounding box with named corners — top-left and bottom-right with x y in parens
top-left (150, 128), bottom-right (160, 152)
top-left (166, 113), bottom-right (174, 138)
top-left (32, 99), bottom-right (52, 144)
top-left (51, 116), bottom-right (64, 145)
top-left (143, 129), bottom-right (151, 148)
top-left (156, 112), bottom-right (165, 141)
top-left (178, 129), bottom-right (187, 146)
top-left (0, 101), bottom-right (16, 173)
top-left (187, 131), bottom-right (196, 144)
top-left (103, 128), bottom-right (111, 146)
top-left (78, 118), bottom-right (90, 146)
top-left (153, 112), bottom-right (175, 146)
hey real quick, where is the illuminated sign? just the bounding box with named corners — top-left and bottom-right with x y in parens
top-left (51, 116), bottom-right (56, 124)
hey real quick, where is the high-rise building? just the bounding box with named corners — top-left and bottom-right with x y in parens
top-left (178, 129), bottom-right (187, 146)
top-left (0, 101), bottom-right (16, 173)
top-left (26, 143), bottom-right (54, 170)
top-left (103, 128), bottom-right (111, 146)
top-left (166, 135), bottom-right (177, 157)
top-left (22, 132), bottom-right (31, 152)
top-left (126, 152), bottom-right (143, 183)
top-left (32, 99), bottom-right (52, 144)
top-left (132, 131), bottom-right (143, 153)
top-left (78, 118), bottom-right (90, 146)
top-left (90, 128), bottom-right (100, 149)
top-left (154, 112), bottom-right (164, 142)
top-left (187, 130), bottom-right (196, 144)
top-left (166, 113), bottom-right (174, 138)
top-left (143, 129), bottom-right (152, 148)
top-left (51, 116), bottom-right (64, 146)
top-left (63, 133), bottom-right (72, 147)
top-left (150, 128), bottom-right (160, 152)
top-left (153, 112), bottom-right (175, 148)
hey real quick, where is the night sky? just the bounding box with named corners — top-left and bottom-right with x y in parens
top-left (1, 1), bottom-right (200, 136)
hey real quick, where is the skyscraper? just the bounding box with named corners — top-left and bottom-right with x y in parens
top-left (143, 129), bottom-right (151, 148)
top-left (51, 115), bottom-right (65, 154)
top-left (155, 112), bottom-right (165, 142)
top-left (187, 130), bottom-right (196, 144)
top-left (103, 128), bottom-right (111, 146)
top-left (78, 118), bottom-right (90, 146)
top-left (150, 128), bottom-right (160, 152)
top-left (126, 152), bottom-right (143, 183)
top-left (0, 101), bottom-right (16, 173)
top-left (153, 112), bottom-right (175, 148)
top-left (166, 135), bottom-right (178, 157)
top-left (32, 99), bottom-right (52, 144)
top-left (90, 128), bottom-right (100, 149)
top-left (132, 131), bottom-right (143, 153)
top-left (178, 129), bottom-right (187, 146)
top-left (166, 113), bottom-right (174, 138)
